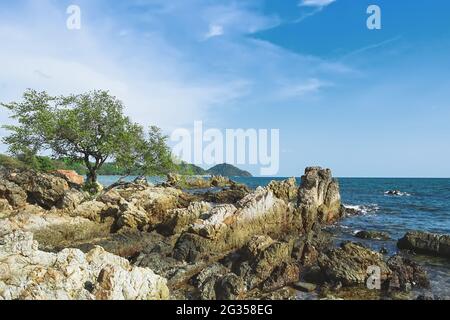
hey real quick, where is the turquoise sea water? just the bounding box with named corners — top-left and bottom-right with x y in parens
top-left (98, 175), bottom-right (450, 298)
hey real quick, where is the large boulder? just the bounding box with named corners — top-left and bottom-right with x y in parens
top-left (318, 242), bottom-right (391, 286)
top-left (52, 170), bottom-right (84, 186)
top-left (297, 167), bottom-right (343, 231)
top-left (267, 178), bottom-right (298, 203)
top-left (0, 178), bottom-right (27, 208)
top-left (386, 255), bottom-right (430, 291)
top-left (398, 231), bottom-right (450, 259)
top-left (203, 183), bottom-right (250, 204)
top-left (94, 185), bottom-right (192, 232)
top-left (1, 170), bottom-right (69, 209)
top-left (161, 202), bottom-right (212, 235)
top-left (115, 186), bottom-right (188, 226)
top-left (72, 200), bottom-right (107, 221)
top-left (173, 187), bottom-right (291, 262)
top-left (57, 189), bottom-right (87, 211)
top-left (0, 231), bottom-right (169, 300)
top-left (355, 230), bottom-right (391, 241)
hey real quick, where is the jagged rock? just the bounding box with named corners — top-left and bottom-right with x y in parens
top-left (52, 170), bottom-right (84, 185)
top-left (161, 202), bottom-right (212, 235)
top-left (262, 262), bottom-right (300, 292)
top-left (250, 241), bottom-right (292, 280)
top-left (193, 263), bottom-right (229, 300)
top-left (297, 167), bottom-right (343, 231)
top-left (72, 200), bottom-right (107, 221)
top-left (57, 189), bottom-right (87, 211)
top-left (398, 231), bottom-right (450, 258)
top-left (97, 189), bottom-right (123, 206)
top-left (291, 230), bottom-right (333, 266)
top-left (0, 202), bottom-right (113, 251)
top-left (116, 186), bottom-right (187, 227)
top-left (174, 187), bottom-right (291, 262)
top-left (215, 273), bottom-right (246, 300)
top-left (165, 173), bottom-right (181, 187)
top-left (1, 170), bottom-right (69, 209)
top-left (318, 242), bottom-right (391, 286)
top-left (243, 235), bottom-right (275, 258)
top-left (115, 202), bottom-right (151, 231)
top-left (0, 199), bottom-right (12, 213)
top-left (92, 185), bottom-right (192, 232)
top-left (190, 204), bottom-right (238, 239)
top-left (386, 255), bottom-right (430, 291)
top-left (0, 231), bottom-right (169, 300)
top-left (210, 175), bottom-right (233, 187)
top-left (164, 174), bottom-right (233, 189)
top-left (0, 178), bottom-right (27, 208)
top-left (355, 230), bottom-right (391, 241)
top-left (267, 178), bottom-right (298, 203)
top-left (203, 183), bottom-right (250, 204)
top-left (231, 236), bottom-right (294, 291)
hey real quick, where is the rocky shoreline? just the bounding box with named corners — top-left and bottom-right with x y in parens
top-left (0, 167), bottom-right (447, 300)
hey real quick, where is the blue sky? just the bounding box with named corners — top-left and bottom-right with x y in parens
top-left (0, 0), bottom-right (449, 177)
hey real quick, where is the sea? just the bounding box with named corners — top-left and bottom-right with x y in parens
top-left (98, 175), bottom-right (450, 298)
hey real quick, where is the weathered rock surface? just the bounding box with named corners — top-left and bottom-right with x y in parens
top-left (386, 255), bottom-right (430, 291)
top-left (203, 183), bottom-right (250, 204)
top-left (398, 231), bottom-right (450, 258)
top-left (160, 201), bottom-right (212, 235)
top-left (0, 166), bottom-right (365, 301)
top-left (297, 167), bottom-right (343, 231)
top-left (173, 187), bottom-right (291, 262)
top-left (318, 242), bottom-right (391, 286)
top-left (355, 230), bottom-right (391, 241)
top-left (164, 174), bottom-right (233, 189)
top-left (52, 170), bottom-right (84, 185)
top-left (0, 178), bottom-right (27, 208)
top-left (267, 177), bottom-right (298, 203)
top-left (0, 170), bottom-right (70, 209)
top-left (0, 231), bottom-right (169, 300)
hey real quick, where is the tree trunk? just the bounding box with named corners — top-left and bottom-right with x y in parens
top-left (87, 170), bottom-right (97, 185)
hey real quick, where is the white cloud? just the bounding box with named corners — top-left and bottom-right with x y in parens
top-left (204, 24), bottom-right (224, 40)
top-left (0, 0), bottom-right (250, 134)
top-left (299, 0), bottom-right (336, 7)
top-left (278, 78), bottom-right (330, 98)
top-left (0, 0), bottom-right (351, 156)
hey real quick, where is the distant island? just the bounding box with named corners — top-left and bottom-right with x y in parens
top-left (0, 154), bottom-right (252, 177)
top-left (206, 163), bottom-right (253, 177)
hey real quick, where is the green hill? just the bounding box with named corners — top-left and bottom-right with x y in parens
top-left (207, 163), bottom-right (253, 177)
top-left (1, 154), bottom-right (252, 177)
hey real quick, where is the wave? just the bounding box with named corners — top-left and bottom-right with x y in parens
top-left (344, 204), bottom-right (380, 215)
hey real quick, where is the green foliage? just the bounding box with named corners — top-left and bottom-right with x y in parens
top-left (207, 163), bottom-right (252, 177)
top-left (1, 89), bottom-right (174, 184)
top-left (176, 161), bottom-right (207, 175)
top-left (0, 154), bottom-right (27, 170)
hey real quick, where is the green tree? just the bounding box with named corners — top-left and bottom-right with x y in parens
top-left (2, 89), bottom-right (173, 185)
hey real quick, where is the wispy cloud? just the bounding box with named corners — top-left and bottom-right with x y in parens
top-left (278, 78), bottom-right (331, 99)
top-left (340, 36), bottom-right (403, 60)
top-left (299, 0), bottom-right (336, 8)
top-left (0, 0), bottom-right (350, 143)
top-left (295, 0), bottom-right (336, 23)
